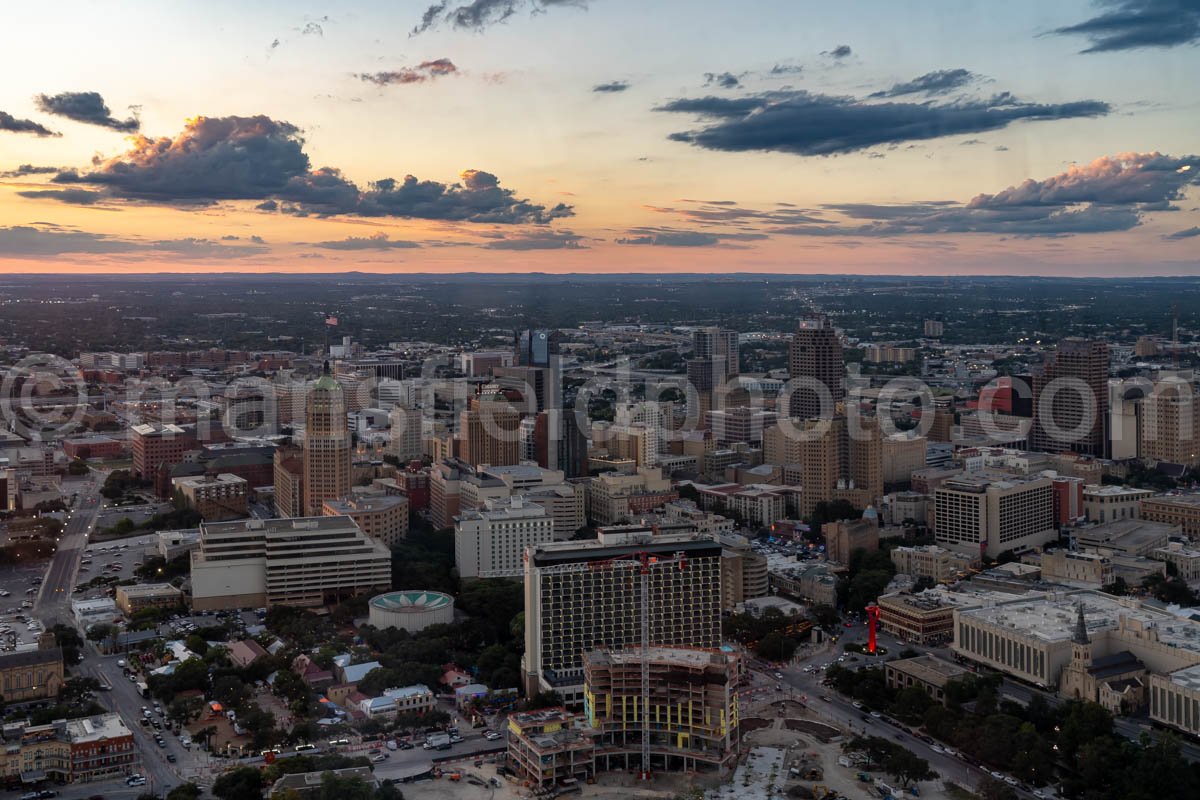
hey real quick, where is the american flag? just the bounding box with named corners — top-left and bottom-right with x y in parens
top-left (325, 315), bottom-right (338, 326)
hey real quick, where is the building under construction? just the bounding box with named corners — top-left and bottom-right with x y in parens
top-left (522, 531), bottom-right (723, 705)
top-left (584, 646), bottom-right (741, 775)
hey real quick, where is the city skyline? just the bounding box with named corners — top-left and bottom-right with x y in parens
top-left (1, 0), bottom-right (1198, 275)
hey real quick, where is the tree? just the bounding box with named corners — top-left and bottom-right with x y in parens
top-left (890, 686), bottom-right (934, 724)
top-left (883, 746), bottom-right (935, 787)
top-left (319, 772), bottom-right (375, 800)
top-left (525, 690), bottom-right (562, 710)
top-left (755, 631), bottom-right (798, 661)
top-left (212, 766), bottom-right (264, 800)
top-left (977, 778), bottom-right (1017, 800)
top-left (87, 623), bottom-right (117, 643)
top-left (809, 604), bottom-right (840, 629)
top-left (167, 784), bottom-right (202, 800)
top-left (185, 633), bottom-right (210, 656)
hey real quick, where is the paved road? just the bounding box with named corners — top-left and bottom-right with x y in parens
top-left (34, 474), bottom-right (104, 628)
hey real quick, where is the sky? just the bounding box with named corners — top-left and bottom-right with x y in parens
top-left (0, 0), bottom-right (1198, 276)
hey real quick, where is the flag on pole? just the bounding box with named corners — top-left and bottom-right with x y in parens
top-left (325, 315), bottom-right (338, 326)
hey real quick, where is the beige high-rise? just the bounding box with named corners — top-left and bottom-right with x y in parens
top-left (303, 367), bottom-right (352, 516)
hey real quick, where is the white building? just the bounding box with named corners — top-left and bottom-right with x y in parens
top-left (190, 516), bottom-right (391, 610)
top-left (454, 496), bottom-right (555, 579)
top-left (933, 473), bottom-right (1055, 558)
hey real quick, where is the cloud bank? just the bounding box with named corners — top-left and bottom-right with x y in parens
top-left (44, 115), bottom-right (573, 224)
top-left (1052, 0), bottom-right (1200, 52)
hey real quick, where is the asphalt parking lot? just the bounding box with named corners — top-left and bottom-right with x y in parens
top-left (0, 562), bottom-right (50, 650)
top-left (74, 534), bottom-right (159, 595)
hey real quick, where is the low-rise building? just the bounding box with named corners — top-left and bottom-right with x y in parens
top-left (270, 767), bottom-right (378, 799)
top-left (769, 562), bottom-right (838, 606)
top-left (507, 708), bottom-right (596, 790)
top-left (0, 713), bottom-right (136, 786)
top-left (1140, 494), bottom-right (1200, 537)
top-left (0, 642), bottom-right (64, 703)
top-left (322, 495), bottom-right (409, 548)
top-left (890, 545), bottom-right (976, 583)
top-left (1152, 542), bottom-right (1200, 581)
top-left (114, 583), bottom-right (183, 616)
top-left (173, 472), bottom-right (248, 521)
top-left (884, 654), bottom-right (970, 704)
top-left (877, 591), bottom-right (964, 645)
top-left (1083, 485), bottom-right (1153, 524)
top-left (824, 517), bottom-right (879, 564)
top-left (1039, 550), bottom-right (1114, 587)
top-left (1074, 518), bottom-right (1176, 557)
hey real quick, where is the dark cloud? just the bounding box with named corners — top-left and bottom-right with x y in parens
top-left (615, 226), bottom-right (768, 247)
top-left (593, 81), bottom-right (631, 93)
top-left (657, 89), bottom-right (1110, 156)
top-left (868, 69), bottom-right (977, 98)
top-left (1052, 0), bottom-right (1200, 53)
top-left (352, 169), bottom-right (574, 224)
top-left (769, 63), bottom-right (803, 75)
top-left (482, 230), bottom-right (584, 249)
top-left (704, 72), bottom-right (743, 89)
top-left (16, 189), bottom-right (106, 205)
top-left (769, 152), bottom-right (1200, 237)
top-left (42, 114), bottom-right (572, 224)
top-left (358, 59), bottom-right (459, 86)
top-left (0, 111), bottom-right (58, 137)
top-left (824, 44), bottom-right (852, 59)
top-left (412, 0), bottom-right (586, 35)
top-left (0, 164), bottom-right (61, 178)
top-left (34, 91), bottom-right (139, 132)
top-left (314, 233), bottom-right (422, 250)
top-left (1166, 226), bottom-right (1200, 239)
top-left (0, 224), bottom-right (266, 258)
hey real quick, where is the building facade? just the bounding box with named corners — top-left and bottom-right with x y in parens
top-left (455, 496), bottom-right (555, 579)
top-left (303, 368), bottom-right (352, 516)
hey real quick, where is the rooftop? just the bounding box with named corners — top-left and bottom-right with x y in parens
top-left (118, 583), bottom-right (180, 598)
top-left (64, 713), bottom-right (131, 743)
top-left (1084, 484), bottom-right (1156, 497)
top-left (369, 590), bottom-right (453, 612)
top-left (887, 654), bottom-right (970, 687)
top-left (959, 590), bottom-right (1200, 656)
top-left (586, 646), bottom-right (727, 670)
top-left (1143, 493), bottom-right (1200, 509)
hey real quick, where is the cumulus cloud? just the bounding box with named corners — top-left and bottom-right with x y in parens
top-left (34, 91), bottom-right (139, 132)
top-left (657, 88), bottom-right (1109, 156)
top-left (1165, 226), bottom-right (1200, 239)
top-left (41, 115), bottom-right (571, 224)
top-left (0, 224), bottom-right (267, 258)
top-left (314, 233), bottom-right (422, 250)
top-left (482, 229), bottom-right (584, 249)
top-left (869, 69), bottom-right (977, 98)
top-left (593, 80), bottom-right (631, 93)
top-left (0, 111), bottom-right (58, 137)
top-left (704, 72), bottom-right (743, 89)
top-left (412, 0), bottom-right (587, 35)
top-left (824, 44), bottom-right (852, 58)
top-left (357, 59), bottom-right (459, 86)
top-left (767, 152), bottom-right (1200, 237)
top-left (615, 226), bottom-right (768, 247)
top-left (1052, 0), bottom-right (1200, 52)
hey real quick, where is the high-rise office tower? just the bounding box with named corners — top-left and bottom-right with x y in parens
top-left (693, 328), bottom-right (739, 378)
top-left (788, 315), bottom-right (844, 419)
top-left (458, 393), bottom-right (522, 469)
top-left (303, 364), bottom-right (352, 516)
top-left (766, 413), bottom-right (882, 518)
top-left (1032, 338), bottom-right (1109, 457)
top-left (1141, 380), bottom-right (1200, 467)
top-left (516, 328), bottom-right (562, 368)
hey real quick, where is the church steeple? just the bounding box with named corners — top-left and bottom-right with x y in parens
top-left (1072, 602), bottom-right (1090, 645)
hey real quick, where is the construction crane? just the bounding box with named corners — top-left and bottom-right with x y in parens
top-left (584, 548), bottom-right (688, 780)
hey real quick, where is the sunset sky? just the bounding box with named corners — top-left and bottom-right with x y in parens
top-left (1, 0), bottom-right (1198, 275)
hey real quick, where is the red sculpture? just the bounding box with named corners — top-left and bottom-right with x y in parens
top-left (866, 605), bottom-right (881, 654)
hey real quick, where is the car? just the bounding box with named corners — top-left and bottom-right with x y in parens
top-left (128, 674), bottom-right (137, 682)
top-left (371, 754), bottom-right (386, 763)
top-left (167, 754), bottom-right (177, 763)
top-left (870, 711), bottom-right (882, 718)
top-left (126, 776), bottom-right (147, 787)
top-left (386, 740), bottom-right (397, 750)
top-left (117, 659), bottom-right (126, 667)
top-left (931, 745), bottom-right (944, 754)
top-left (851, 701), bottom-right (863, 709)
top-left (1003, 777), bottom-right (1019, 787)
top-left (990, 771), bottom-right (1005, 780)
top-left (398, 740), bottom-right (413, 749)
top-left (773, 672), bottom-right (783, 679)
top-left (20, 792), bottom-right (40, 800)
